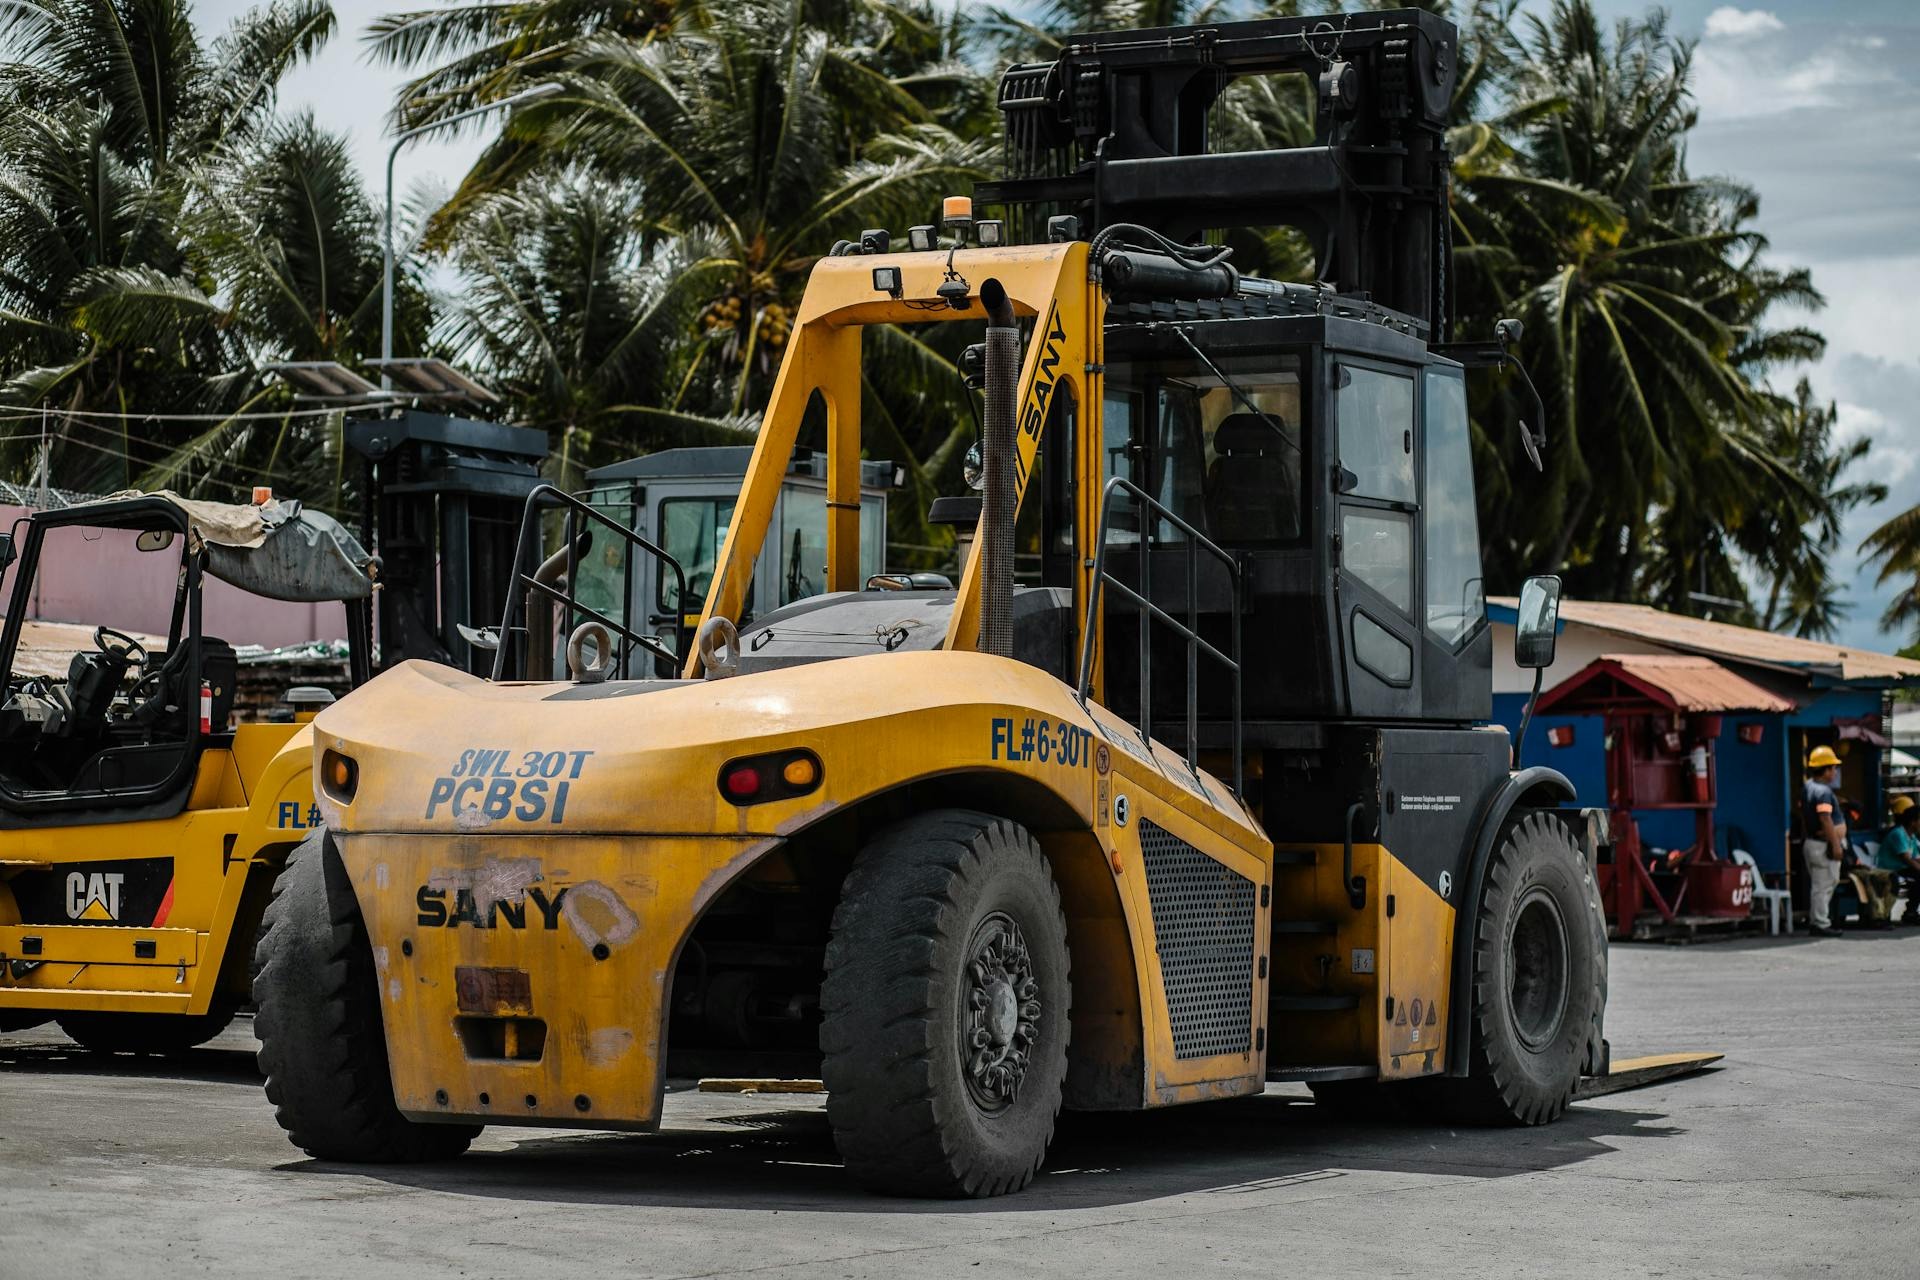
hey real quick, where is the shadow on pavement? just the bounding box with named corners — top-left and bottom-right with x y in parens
top-left (292, 1092), bottom-right (1683, 1213)
top-left (0, 1035), bottom-right (261, 1083)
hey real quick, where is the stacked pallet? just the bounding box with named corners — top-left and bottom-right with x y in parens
top-left (233, 642), bottom-right (352, 723)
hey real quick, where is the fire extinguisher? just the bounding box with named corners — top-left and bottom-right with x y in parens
top-left (199, 680), bottom-right (213, 735)
top-left (1688, 742), bottom-right (1710, 804)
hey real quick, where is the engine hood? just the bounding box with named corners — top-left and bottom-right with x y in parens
top-left (311, 653), bottom-right (1127, 838)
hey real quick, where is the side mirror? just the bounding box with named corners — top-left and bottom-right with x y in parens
top-left (0, 532), bottom-right (13, 572)
top-left (135, 529), bottom-right (176, 553)
top-left (1514, 574), bottom-right (1561, 669)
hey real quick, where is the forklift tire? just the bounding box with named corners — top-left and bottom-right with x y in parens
top-left (820, 809), bottom-right (1071, 1198)
top-left (1431, 810), bottom-right (1605, 1126)
top-left (57, 1009), bottom-right (234, 1055)
top-left (253, 830), bottom-right (479, 1162)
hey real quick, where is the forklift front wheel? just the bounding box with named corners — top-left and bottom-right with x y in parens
top-left (1428, 810), bottom-right (1605, 1126)
top-left (820, 809), bottom-right (1071, 1198)
top-left (253, 829), bottom-right (480, 1162)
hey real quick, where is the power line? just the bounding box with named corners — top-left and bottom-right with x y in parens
top-left (0, 403), bottom-right (353, 423)
top-left (0, 419), bottom-right (344, 497)
top-left (3, 432), bottom-right (248, 496)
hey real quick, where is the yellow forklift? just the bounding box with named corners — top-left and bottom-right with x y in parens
top-left (0, 491), bottom-right (375, 1052)
top-left (255, 10), bottom-right (1618, 1193)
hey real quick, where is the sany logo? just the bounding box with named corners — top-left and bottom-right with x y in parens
top-left (65, 871), bottom-right (125, 921)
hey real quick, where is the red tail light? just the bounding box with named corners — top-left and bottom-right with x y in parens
top-left (717, 749), bottom-right (822, 806)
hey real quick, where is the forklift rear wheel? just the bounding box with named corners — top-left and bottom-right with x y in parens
top-left (1432, 810), bottom-right (1604, 1125)
top-left (820, 809), bottom-right (1071, 1198)
top-left (57, 1009), bottom-right (234, 1055)
top-left (253, 830), bottom-right (479, 1162)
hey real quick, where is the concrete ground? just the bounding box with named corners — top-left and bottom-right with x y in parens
top-left (3, 930), bottom-right (1917, 1279)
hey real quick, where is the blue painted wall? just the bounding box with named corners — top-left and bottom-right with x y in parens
top-left (1491, 687), bottom-right (1885, 876)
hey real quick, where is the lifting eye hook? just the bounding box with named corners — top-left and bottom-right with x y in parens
top-left (566, 621), bottom-right (616, 684)
top-left (697, 616), bottom-right (741, 680)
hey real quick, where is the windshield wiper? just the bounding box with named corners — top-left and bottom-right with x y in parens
top-left (1156, 324), bottom-right (1303, 461)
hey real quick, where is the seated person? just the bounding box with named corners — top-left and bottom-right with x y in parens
top-left (1876, 796), bottom-right (1920, 926)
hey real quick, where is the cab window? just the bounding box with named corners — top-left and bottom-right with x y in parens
top-left (575, 485), bottom-right (632, 620)
top-left (1337, 363), bottom-right (1416, 614)
top-left (1101, 352), bottom-right (1305, 545)
top-left (1422, 368), bottom-right (1483, 645)
top-left (778, 492), bottom-right (827, 605)
top-left (658, 497), bottom-right (734, 613)
top-left (1338, 365), bottom-right (1415, 501)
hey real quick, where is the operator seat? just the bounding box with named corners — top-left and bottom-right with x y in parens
top-left (64, 649), bottom-right (125, 732)
top-left (1205, 413), bottom-right (1299, 543)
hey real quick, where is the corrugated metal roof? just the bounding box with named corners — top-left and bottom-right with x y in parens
top-left (1598, 653), bottom-right (1794, 713)
top-left (1490, 596), bottom-right (1920, 685)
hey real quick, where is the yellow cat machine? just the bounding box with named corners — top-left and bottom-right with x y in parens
top-left (255, 10), bottom-right (1637, 1193)
top-left (0, 491), bottom-right (376, 1052)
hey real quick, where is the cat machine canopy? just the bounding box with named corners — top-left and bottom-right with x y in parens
top-left (0, 491), bottom-right (375, 1052)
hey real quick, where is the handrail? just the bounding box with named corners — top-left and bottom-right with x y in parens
top-left (1074, 475), bottom-right (1242, 797)
top-left (491, 484), bottom-right (690, 682)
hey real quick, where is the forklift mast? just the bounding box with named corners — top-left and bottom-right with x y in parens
top-left (972, 9), bottom-right (1489, 751)
top-left (345, 411), bottom-right (548, 676)
top-left (980, 8), bottom-right (1458, 337)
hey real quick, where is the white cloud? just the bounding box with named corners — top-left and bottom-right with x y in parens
top-left (1704, 7), bottom-right (1786, 40)
top-left (1832, 401), bottom-right (1916, 486)
top-left (1691, 36), bottom-right (1869, 121)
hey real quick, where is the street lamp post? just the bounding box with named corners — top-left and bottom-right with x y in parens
top-left (382, 84), bottom-right (563, 388)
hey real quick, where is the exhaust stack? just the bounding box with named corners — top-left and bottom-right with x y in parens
top-left (978, 278), bottom-right (1019, 658)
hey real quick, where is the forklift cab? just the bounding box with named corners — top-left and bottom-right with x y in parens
top-left (572, 447), bottom-right (892, 676)
top-left (1069, 313), bottom-right (1490, 737)
top-left (0, 494), bottom-right (373, 824)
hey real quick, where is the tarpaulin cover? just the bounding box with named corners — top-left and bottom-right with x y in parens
top-left (81, 490), bottom-right (374, 602)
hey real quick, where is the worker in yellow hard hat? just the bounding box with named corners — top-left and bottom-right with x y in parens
top-left (1877, 794), bottom-right (1920, 925)
top-left (1801, 746), bottom-right (1847, 936)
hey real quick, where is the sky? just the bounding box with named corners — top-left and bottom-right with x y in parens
top-left (192, 0), bottom-right (1920, 655)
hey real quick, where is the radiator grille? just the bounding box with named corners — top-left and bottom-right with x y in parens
top-left (1138, 818), bottom-right (1257, 1059)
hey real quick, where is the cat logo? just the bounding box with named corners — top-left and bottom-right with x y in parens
top-left (66, 871), bottom-right (126, 922)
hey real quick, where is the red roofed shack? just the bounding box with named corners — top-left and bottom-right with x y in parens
top-left (1490, 598), bottom-right (1920, 934)
top-left (1536, 655), bottom-right (1794, 934)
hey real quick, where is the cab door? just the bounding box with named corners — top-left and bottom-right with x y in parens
top-left (1330, 357), bottom-right (1421, 720)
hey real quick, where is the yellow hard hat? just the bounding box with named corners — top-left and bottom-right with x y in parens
top-left (1893, 795), bottom-right (1916, 817)
top-left (1806, 745), bottom-right (1842, 769)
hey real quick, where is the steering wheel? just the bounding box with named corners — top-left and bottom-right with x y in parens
top-left (94, 626), bottom-right (148, 668)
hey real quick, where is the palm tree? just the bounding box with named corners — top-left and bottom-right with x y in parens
top-left (1745, 381), bottom-right (1883, 639)
top-left (439, 172), bottom-right (748, 488)
top-left (506, 0), bottom-right (991, 418)
top-left (136, 111), bottom-right (435, 506)
top-left (0, 0), bottom-right (340, 495)
top-left (977, 0), bottom-right (1229, 65)
top-left (1454, 1), bottom-right (1815, 605)
top-left (1862, 504), bottom-right (1920, 646)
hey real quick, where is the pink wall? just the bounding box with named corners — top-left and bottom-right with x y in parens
top-left (1, 504), bottom-right (348, 650)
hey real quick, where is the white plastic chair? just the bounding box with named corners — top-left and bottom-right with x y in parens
top-left (1731, 848), bottom-right (1792, 936)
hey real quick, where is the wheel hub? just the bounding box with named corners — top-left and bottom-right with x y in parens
top-left (1506, 886), bottom-right (1571, 1052)
top-left (963, 913), bottom-right (1041, 1111)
